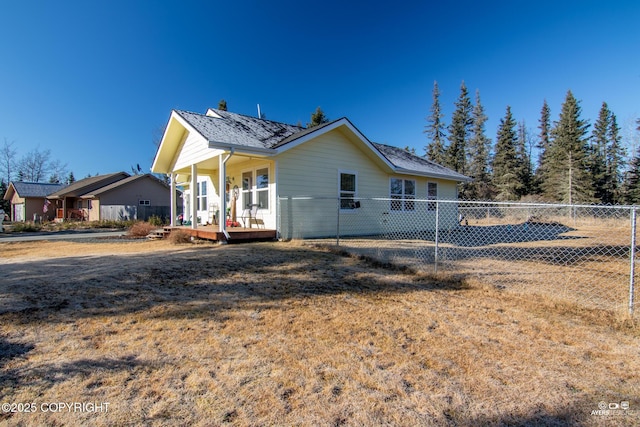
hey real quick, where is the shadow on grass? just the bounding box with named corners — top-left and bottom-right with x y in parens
top-left (0, 243), bottom-right (469, 325)
top-left (0, 337), bottom-right (34, 367)
top-left (0, 353), bottom-right (153, 392)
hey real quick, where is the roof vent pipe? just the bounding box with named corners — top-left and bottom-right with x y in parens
top-left (257, 104), bottom-right (262, 119)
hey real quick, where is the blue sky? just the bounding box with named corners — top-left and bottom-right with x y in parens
top-left (1, 0), bottom-right (639, 179)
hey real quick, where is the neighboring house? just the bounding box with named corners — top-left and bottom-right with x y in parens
top-left (79, 174), bottom-right (175, 221)
top-left (47, 172), bottom-right (173, 221)
top-left (151, 108), bottom-right (470, 238)
top-left (3, 182), bottom-right (66, 222)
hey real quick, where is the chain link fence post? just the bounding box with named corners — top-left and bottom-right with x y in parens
top-left (434, 200), bottom-right (440, 275)
top-left (630, 206), bottom-right (637, 316)
top-left (336, 197), bottom-right (341, 246)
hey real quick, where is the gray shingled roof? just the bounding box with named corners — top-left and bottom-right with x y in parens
top-left (373, 143), bottom-right (471, 181)
top-left (81, 174), bottom-right (168, 198)
top-left (47, 172), bottom-right (130, 198)
top-left (176, 109), bottom-right (303, 149)
top-left (10, 182), bottom-right (67, 198)
top-left (176, 109), bottom-right (468, 182)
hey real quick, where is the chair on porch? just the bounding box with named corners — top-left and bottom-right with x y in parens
top-left (241, 204), bottom-right (264, 229)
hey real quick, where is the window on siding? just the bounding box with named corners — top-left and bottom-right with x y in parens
top-left (242, 171), bottom-right (253, 207)
top-left (340, 172), bottom-right (357, 209)
top-left (390, 178), bottom-right (415, 211)
top-left (242, 167), bottom-right (269, 209)
top-left (427, 182), bottom-right (438, 211)
top-left (139, 200), bottom-right (150, 206)
top-left (197, 181), bottom-right (207, 211)
top-left (256, 168), bottom-right (269, 209)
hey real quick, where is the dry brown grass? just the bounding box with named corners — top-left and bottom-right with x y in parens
top-left (1, 239), bottom-right (639, 426)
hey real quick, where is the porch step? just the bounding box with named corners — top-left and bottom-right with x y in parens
top-left (147, 228), bottom-right (170, 240)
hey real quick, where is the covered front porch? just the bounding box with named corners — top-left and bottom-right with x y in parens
top-left (166, 148), bottom-right (277, 239)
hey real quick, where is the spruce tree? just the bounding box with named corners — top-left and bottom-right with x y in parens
top-left (543, 91), bottom-right (593, 204)
top-left (605, 112), bottom-right (625, 204)
top-left (446, 81), bottom-right (473, 175)
top-left (590, 102), bottom-right (610, 202)
top-left (218, 99), bottom-right (228, 111)
top-left (466, 90), bottom-right (493, 199)
top-left (624, 147), bottom-right (640, 204)
top-left (424, 81), bottom-right (447, 165)
top-left (516, 121), bottom-right (534, 197)
top-left (492, 106), bottom-right (521, 201)
top-left (535, 100), bottom-right (552, 194)
top-left (307, 107), bottom-right (329, 128)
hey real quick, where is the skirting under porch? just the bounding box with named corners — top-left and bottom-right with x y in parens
top-left (163, 226), bottom-right (277, 243)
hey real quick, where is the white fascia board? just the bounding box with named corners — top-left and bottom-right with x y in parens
top-left (394, 168), bottom-right (472, 182)
top-left (208, 140), bottom-right (276, 156)
top-left (274, 118), bottom-right (397, 170)
top-left (153, 110), bottom-right (204, 173)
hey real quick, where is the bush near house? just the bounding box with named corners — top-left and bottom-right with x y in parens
top-left (127, 221), bottom-right (158, 237)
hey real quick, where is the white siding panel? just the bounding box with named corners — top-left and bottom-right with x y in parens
top-left (276, 129), bottom-right (462, 238)
top-left (174, 132), bottom-right (222, 171)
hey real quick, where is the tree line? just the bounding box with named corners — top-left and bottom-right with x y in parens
top-left (424, 81), bottom-right (639, 205)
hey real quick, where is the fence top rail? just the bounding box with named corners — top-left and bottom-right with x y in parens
top-left (278, 196), bottom-right (637, 211)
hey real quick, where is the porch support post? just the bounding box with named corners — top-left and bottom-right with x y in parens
top-left (170, 173), bottom-right (176, 227)
top-left (219, 154), bottom-right (226, 235)
top-left (191, 164), bottom-right (198, 229)
top-left (218, 149), bottom-right (234, 239)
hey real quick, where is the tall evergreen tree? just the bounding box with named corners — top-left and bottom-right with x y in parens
top-left (492, 106), bottom-right (521, 200)
top-left (516, 121), bottom-right (534, 197)
top-left (466, 90), bottom-right (493, 199)
top-left (605, 112), bottom-right (625, 204)
top-left (543, 91), bottom-right (593, 204)
top-left (445, 81), bottom-right (473, 176)
top-left (590, 102), bottom-right (610, 202)
top-left (535, 100), bottom-right (551, 194)
top-left (424, 81), bottom-right (447, 165)
top-left (218, 99), bottom-right (228, 111)
top-left (624, 146), bottom-right (640, 204)
top-left (307, 106), bottom-right (329, 128)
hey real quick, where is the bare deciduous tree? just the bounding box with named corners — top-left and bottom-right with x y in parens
top-left (0, 138), bottom-right (17, 184)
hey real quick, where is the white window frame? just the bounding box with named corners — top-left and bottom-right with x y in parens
top-left (339, 170), bottom-right (358, 211)
top-left (427, 182), bottom-right (438, 211)
top-left (390, 177), bottom-right (416, 211)
top-left (197, 180), bottom-right (207, 211)
top-left (241, 165), bottom-right (270, 211)
top-left (139, 200), bottom-right (151, 206)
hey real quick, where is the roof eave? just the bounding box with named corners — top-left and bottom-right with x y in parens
top-left (208, 141), bottom-right (276, 156)
top-left (394, 167), bottom-right (472, 182)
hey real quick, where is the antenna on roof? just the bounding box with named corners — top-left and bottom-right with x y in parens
top-left (257, 104), bottom-right (262, 119)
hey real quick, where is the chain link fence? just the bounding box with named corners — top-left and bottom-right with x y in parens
top-left (278, 196), bottom-right (637, 315)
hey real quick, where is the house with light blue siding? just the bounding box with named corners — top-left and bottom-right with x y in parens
top-left (151, 108), bottom-right (470, 238)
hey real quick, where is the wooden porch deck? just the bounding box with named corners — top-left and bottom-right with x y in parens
top-left (166, 225), bottom-right (277, 243)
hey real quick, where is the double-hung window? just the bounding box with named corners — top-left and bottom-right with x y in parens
top-left (390, 178), bottom-right (415, 211)
top-left (340, 172), bottom-right (357, 209)
top-left (427, 182), bottom-right (438, 211)
top-left (197, 181), bottom-right (207, 211)
top-left (242, 167), bottom-right (270, 209)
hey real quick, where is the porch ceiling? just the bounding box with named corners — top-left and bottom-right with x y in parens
top-left (173, 153), bottom-right (272, 186)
